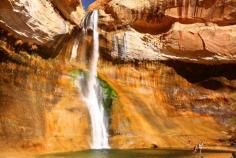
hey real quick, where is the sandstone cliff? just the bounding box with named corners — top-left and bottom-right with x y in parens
top-left (0, 0), bottom-right (84, 55)
top-left (0, 0), bottom-right (235, 153)
top-left (93, 0), bottom-right (236, 149)
top-left (92, 0), bottom-right (236, 64)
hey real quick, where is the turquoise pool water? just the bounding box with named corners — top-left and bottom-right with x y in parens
top-left (39, 149), bottom-right (232, 158)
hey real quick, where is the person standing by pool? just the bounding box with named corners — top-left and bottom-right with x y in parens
top-left (198, 142), bottom-right (204, 154)
top-left (192, 142), bottom-right (204, 154)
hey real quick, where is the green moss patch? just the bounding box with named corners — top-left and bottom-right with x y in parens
top-left (70, 69), bottom-right (117, 116)
top-left (98, 78), bottom-right (117, 115)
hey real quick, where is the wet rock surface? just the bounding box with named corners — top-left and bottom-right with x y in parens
top-left (98, 60), bottom-right (236, 150)
top-left (0, 35), bottom-right (90, 152)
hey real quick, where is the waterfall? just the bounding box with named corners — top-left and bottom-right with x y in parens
top-left (76, 10), bottom-right (110, 149)
top-left (70, 38), bottom-right (79, 60)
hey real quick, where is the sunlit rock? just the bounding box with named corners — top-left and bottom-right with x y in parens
top-left (0, 0), bottom-right (76, 44)
top-left (0, 0), bottom-right (235, 154)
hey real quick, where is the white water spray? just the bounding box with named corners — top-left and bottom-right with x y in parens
top-left (76, 10), bottom-right (110, 149)
top-left (70, 38), bottom-right (79, 60)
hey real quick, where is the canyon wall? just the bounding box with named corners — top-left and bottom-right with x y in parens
top-left (0, 0), bottom-right (90, 152)
top-left (98, 60), bottom-right (236, 149)
top-left (0, 0), bottom-right (235, 153)
top-left (92, 0), bottom-right (236, 150)
top-left (0, 40), bottom-right (90, 152)
top-left (94, 0), bottom-right (236, 64)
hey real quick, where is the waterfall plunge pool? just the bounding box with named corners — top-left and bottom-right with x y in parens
top-left (38, 149), bottom-right (233, 158)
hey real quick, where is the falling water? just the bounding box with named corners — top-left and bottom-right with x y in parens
top-left (70, 38), bottom-right (79, 60)
top-left (76, 10), bottom-right (110, 149)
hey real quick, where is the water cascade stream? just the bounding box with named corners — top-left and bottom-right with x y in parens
top-left (75, 10), bottom-right (110, 149)
top-left (70, 38), bottom-right (79, 61)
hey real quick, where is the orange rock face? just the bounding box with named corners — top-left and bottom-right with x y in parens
top-left (0, 38), bottom-right (90, 153)
top-left (88, 0), bottom-right (236, 147)
top-left (98, 60), bottom-right (236, 150)
top-left (51, 0), bottom-right (84, 25)
top-left (91, 0), bottom-right (236, 64)
top-left (0, 0), bottom-right (236, 154)
top-left (0, 0), bottom-right (84, 47)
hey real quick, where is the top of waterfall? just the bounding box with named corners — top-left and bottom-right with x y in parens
top-left (81, 10), bottom-right (98, 31)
